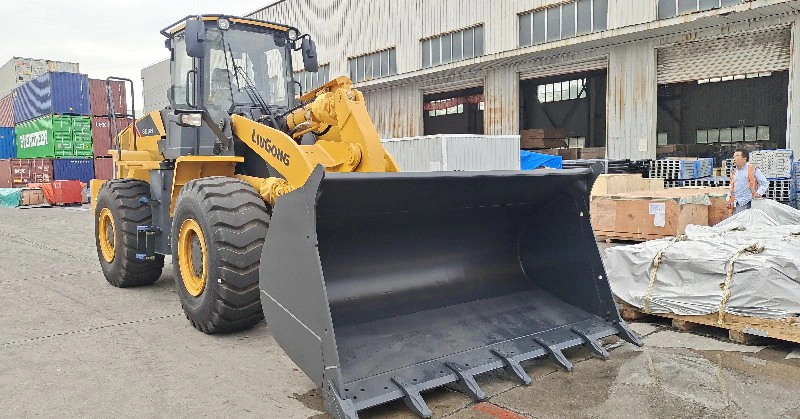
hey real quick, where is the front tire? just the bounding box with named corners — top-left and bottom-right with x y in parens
top-left (171, 177), bottom-right (270, 333)
top-left (95, 179), bottom-right (165, 287)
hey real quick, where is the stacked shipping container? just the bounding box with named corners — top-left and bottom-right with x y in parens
top-left (0, 57), bottom-right (127, 189)
top-left (91, 117), bottom-right (131, 157)
top-left (88, 78), bottom-right (129, 179)
top-left (0, 158), bottom-right (53, 188)
top-left (14, 115), bottom-right (92, 158)
top-left (0, 94), bottom-right (13, 127)
top-left (0, 57), bottom-right (79, 98)
top-left (0, 127), bottom-right (15, 159)
top-left (12, 72), bottom-right (90, 123)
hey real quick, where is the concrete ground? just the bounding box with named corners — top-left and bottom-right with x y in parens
top-left (2, 206), bottom-right (800, 419)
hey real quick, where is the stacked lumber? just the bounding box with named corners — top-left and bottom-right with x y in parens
top-left (520, 129), bottom-right (566, 149)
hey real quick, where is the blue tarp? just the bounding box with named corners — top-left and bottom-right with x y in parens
top-left (520, 150), bottom-right (562, 170)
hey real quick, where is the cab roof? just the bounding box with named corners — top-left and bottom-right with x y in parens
top-left (160, 15), bottom-right (298, 38)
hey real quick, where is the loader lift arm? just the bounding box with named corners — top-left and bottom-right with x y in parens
top-left (232, 77), bottom-right (399, 205)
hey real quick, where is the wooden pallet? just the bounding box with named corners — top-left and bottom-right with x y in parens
top-left (595, 231), bottom-right (671, 242)
top-left (619, 303), bottom-right (800, 345)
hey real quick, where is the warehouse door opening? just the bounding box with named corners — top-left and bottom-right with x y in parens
top-left (520, 70), bottom-right (607, 153)
top-left (423, 87), bottom-right (484, 135)
top-left (655, 28), bottom-right (791, 160)
top-left (657, 72), bottom-right (789, 156)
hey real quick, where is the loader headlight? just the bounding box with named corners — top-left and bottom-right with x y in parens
top-left (179, 113), bottom-right (203, 127)
top-left (218, 18), bottom-right (230, 30)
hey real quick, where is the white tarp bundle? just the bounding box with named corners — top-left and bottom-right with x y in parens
top-left (607, 199), bottom-right (800, 319)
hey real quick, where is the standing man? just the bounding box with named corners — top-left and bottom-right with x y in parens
top-left (727, 148), bottom-right (769, 214)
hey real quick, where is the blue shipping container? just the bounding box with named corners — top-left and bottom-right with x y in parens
top-left (12, 72), bottom-right (90, 124)
top-left (0, 127), bottom-right (15, 159)
top-left (53, 158), bottom-right (94, 184)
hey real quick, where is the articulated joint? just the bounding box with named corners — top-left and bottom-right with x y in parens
top-left (235, 175), bottom-right (295, 207)
top-left (260, 177), bottom-right (293, 206)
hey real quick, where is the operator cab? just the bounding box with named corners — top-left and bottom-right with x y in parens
top-left (159, 15), bottom-right (318, 160)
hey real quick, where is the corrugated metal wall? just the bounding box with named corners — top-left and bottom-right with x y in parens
top-left (787, 18), bottom-right (800, 156)
top-left (484, 65), bottom-right (520, 135)
top-left (607, 40), bottom-right (657, 160)
top-left (380, 134), bottom-right (520, 171)
top-left (141, 59), bottom-right (170, 113)
top-left (251, 1), bottom-right (574, 77)
top-left (657, 27), bottom-right (792, 84)
top-left (363, 85), bottom-right (424, 138)
top-left (608, 0), bottom-right (656, 29)
top-left (443, 135), bottom-right (520, 170)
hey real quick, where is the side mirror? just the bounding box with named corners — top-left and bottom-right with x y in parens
top-left (185, 19), bottom-right (206, 58)
top-left (301, 37), bottom-right (319, 73)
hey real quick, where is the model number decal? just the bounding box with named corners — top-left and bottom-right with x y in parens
top-left (252, 130), bottom-right (290, 166)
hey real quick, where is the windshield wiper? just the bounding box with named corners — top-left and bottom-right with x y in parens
top-left (226, 45), bottom-right (279, 127)
top-left (219, 32), bottom-right (236, 110)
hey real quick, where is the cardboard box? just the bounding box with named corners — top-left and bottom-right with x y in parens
top-left (590, 187), bottom-right (729, 240)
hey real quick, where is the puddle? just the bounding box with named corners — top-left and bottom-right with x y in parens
top-left (291, 388), bottom-right (325, 416)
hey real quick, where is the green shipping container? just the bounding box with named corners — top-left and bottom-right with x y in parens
top-left (15, 115), bottom-right (93, 158)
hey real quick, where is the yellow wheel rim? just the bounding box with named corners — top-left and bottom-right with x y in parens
top-left (98, 208), bottom-right (116, 263)
top-left (178, 219), bottom-right (208, 297)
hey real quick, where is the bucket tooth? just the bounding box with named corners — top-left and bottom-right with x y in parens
top-left (532, 337), bottom-right (574, 372)
top-left (491, 349), bottom-right (532, 385)
top-left (324, 381), bottom-right (359, 419)
top-left (392, 376), bottom-right (432, 418)
top-left (614, 321), bottom-right (644, 347)
top-left (444, 361), bottom-right (486, 401)
top-left (571, 327), bottom-right (610, 360)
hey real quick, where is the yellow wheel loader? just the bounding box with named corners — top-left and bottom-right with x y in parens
top-left (91, 15), bottom-right (642, 419)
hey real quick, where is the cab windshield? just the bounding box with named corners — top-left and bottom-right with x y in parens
top-left (204, 27), bottom-right (292, 112)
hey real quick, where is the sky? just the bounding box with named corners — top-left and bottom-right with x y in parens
top-left (2, 1), bottom-right (272, 114)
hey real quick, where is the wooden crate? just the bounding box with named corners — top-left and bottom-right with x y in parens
top-left (520, 129), bottom-right (566, 149)
top-left (521, 138), bottom-right (566, 149)
top-left (20, 188), bottom-right (45, 206)
top-left (590, 188), bottom-right (724, 241)
top-left (579, 147), bottom-right (606, 160)
top-left (618, 302), bottom-right (800, 345)
top-left (535, 148), bottom-right (561, 156)
top-left (557, 148), bottom-right (579, 160)
top-left (591, 174), bottom-right (665, 197)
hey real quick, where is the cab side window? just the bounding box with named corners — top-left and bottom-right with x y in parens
top-left (172, 34), bottom-right (194, 107)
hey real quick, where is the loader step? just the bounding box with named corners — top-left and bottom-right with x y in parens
top-left (135, 225), bottom-right (160, 260)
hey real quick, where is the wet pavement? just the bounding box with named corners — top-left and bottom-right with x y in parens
top-left (2, 206), bottom-right (800, 419)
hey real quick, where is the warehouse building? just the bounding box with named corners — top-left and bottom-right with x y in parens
top-left (142, 0), bottom-right (800, 159)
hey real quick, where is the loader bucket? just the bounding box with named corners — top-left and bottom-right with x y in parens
top-left (259, 165), bottom-right (641, 419)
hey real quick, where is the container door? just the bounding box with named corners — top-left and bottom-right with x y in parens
top-left (53, 116), bottom-right (73, 158)
top-left (71, 116), bottom-right (92, 157)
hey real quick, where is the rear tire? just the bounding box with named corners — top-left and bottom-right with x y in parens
top-left (171, 177), bottom-right (270, 333)
top-left (95, 179), bottom-right (165, 287)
